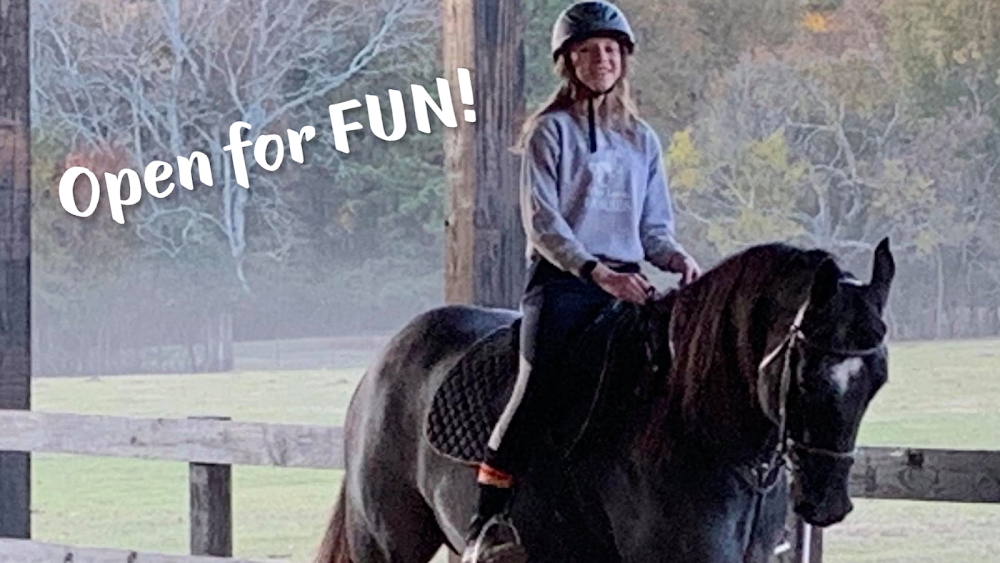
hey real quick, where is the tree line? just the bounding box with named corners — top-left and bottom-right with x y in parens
top-left (31, 0), bottom-right (999, 375)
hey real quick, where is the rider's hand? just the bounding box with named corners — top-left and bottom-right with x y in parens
top-left (667, 252), bottom-right (702, 287)
top-left (591, 264), bottom-right (653, 304)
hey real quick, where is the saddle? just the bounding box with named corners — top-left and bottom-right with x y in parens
top-left (424, 301), bottom-right (656, 466)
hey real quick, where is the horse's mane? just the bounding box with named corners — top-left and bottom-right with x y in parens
top-left (642, 243), bottom-right (836, 463)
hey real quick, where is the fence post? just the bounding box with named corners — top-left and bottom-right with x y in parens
top-left (189, 416), bottom-right (232, 557)
top-left (779, 492), bottom-right (824, 563)
top-left (797, 518), bottom-right (823, 563)
top-left (784, 514), bottom-right (823, 563)
top-left (0, 0), bottom-right (32, 542)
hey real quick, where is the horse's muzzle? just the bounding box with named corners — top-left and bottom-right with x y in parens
top-left (792, 453), bottom-right (855, 527)
top-left (795, 493), bottom-right (853, 527)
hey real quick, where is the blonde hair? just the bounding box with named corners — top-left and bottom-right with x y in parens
top-left (515, 49), bottom-right (641, 153)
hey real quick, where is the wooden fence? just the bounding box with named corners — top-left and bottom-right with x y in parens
top-left (0, 411), bottom-right (342, 563)
top-left (0, 410), bottom-right (998, 563)
top-left (783, 445), bottom-right (1000, 563)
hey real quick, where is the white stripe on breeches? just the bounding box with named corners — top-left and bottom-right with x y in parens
top-left (487, 354), bottom-right (532, 451)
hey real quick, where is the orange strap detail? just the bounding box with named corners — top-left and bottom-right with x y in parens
top-left (476, 463), bottom-right (514, 488)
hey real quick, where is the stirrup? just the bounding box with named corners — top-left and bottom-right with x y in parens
top-left (465, 514), bottom-right (525, 563)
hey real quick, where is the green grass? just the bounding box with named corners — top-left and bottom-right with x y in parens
top-left (31, 369), bottom-right (364, 562)
top-left (29, 339), bottom-right (1000, 562)
top-left (824, 338), bottom-right (1000, 563)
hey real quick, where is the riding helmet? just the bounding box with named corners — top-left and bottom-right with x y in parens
top-left (551, 1), bottom-right (637, 61)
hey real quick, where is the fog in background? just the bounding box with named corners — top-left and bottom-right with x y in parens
top-left (31, 0), bottom-right (1000, 376)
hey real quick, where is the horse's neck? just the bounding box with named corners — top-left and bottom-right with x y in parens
top-left (559, 367), bottom-right (781, 561)
top-left (692, 384), bottom-right (779, 465)
top-left (572, 303), bottom-right (780, 479)
top-left (580, 417), bottom-right (782, 563)
top-left (667, 316), bottom-right (789, 465)
top-left (627, 377), bottom-right (780, 471)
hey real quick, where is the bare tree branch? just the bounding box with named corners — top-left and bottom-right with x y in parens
top-left (34, 0), bottom-right (437, 290)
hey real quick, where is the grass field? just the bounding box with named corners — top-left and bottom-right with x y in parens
top-left (29, 338), bottom-right (1000, 563)
top-left (31, 368), bottom-right (358, 562)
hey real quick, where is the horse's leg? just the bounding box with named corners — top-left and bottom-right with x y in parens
top-left (337, 378), bottom-right (448, 563)
top-left (315, 481), bottom-right (445, 563)
top-left (346, 484), bottom-right (446, 563)
top-left (329, 306), bottom-right (519, 563)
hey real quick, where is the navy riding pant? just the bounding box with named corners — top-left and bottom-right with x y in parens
top-left (484, 258), bottom-right (635, 477)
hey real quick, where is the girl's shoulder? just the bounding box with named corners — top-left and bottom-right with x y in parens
top-left (533, 108), bottom-right (576, 132)
top-left (625, 117), bottom-right (664, 156)
top-left (633, 117), bottom-right (661, 144)
top-left (522, 109), bottom-right (579, 147)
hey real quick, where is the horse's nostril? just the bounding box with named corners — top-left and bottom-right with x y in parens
top-left (797, 495), bottom-right (853, 528)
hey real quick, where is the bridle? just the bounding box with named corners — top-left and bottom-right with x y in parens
top-left (638, 293), bottom-right (885, 491)
top-left (763, 321), bottom-right (886, 467)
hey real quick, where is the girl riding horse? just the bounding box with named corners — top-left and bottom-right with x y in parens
top-left (463, 2), bottom-right (701, 562)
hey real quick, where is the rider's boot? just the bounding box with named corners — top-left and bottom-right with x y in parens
top-left (460, 465), bottom-right (527, 563)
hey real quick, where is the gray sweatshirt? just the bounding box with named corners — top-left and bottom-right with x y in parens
top-left (521, 108), bottom-right (685, 276)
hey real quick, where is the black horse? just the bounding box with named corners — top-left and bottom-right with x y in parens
top-left (315, 239), bottom-right (895, 563)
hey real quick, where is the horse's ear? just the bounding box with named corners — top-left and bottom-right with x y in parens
top-left (810, 257), bottom-right (840, 309)
top-left (869, 237), bottom-right (895, 310)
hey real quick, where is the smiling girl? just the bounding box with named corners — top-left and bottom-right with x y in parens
top-left (461, 3), bottom-right (701, 562)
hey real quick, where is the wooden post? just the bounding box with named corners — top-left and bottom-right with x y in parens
top-left (204, 311), bottom-right (234, 372)
top-left (189, 417), bottom-right (233, 557)
top-left (441, 0), bottom-right (526, 309)
top-left (0, 0), bottom-right (32, 540)
top-left (777, 499), bottom-right (796, 563)
top-left (783, 514), bottom-right (823, 563)
top-left (795, 519), bottom-right (823, 563)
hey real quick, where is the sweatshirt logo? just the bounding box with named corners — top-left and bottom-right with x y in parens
top-left (584, 154), bottom-right (631, 213)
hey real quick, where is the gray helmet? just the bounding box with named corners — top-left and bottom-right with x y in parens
top-left (551, 1), bottom-right (636, 61)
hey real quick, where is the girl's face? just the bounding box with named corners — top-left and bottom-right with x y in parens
top-left (569, 36), bottom-right (623, 93)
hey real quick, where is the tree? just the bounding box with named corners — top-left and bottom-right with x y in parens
top-left (667, 56), bottom-right (895, 258)
top-left (33, 0), bottom-right (436, 290)
top-left (883, 0), bottom-right (1000, 120)
top-left (660, 0), bottom-right (1000, 338)
top-left (30, 0), bottom-right (445, 373)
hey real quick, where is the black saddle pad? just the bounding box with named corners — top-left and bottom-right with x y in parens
top-left (425, 319), bottom-right (521, 465)
top-left (425, 303), bottom-right (643, 465)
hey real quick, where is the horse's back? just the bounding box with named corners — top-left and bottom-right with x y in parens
top-left (351, 304), bottom-right (520, 417)
top-left (342, 304), bottom-right (519, 521)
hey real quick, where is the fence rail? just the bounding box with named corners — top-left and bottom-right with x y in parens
top-left (0, 539), bottom-right (273, 563)
top-left (0, 410), bottom-right (345, 563)
top-left (0, 410), bottom-right (343, 468)
top-left (1, 410), bottom-right (998, 563)
top-left (850, 446), bottom-right (1000, 503)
